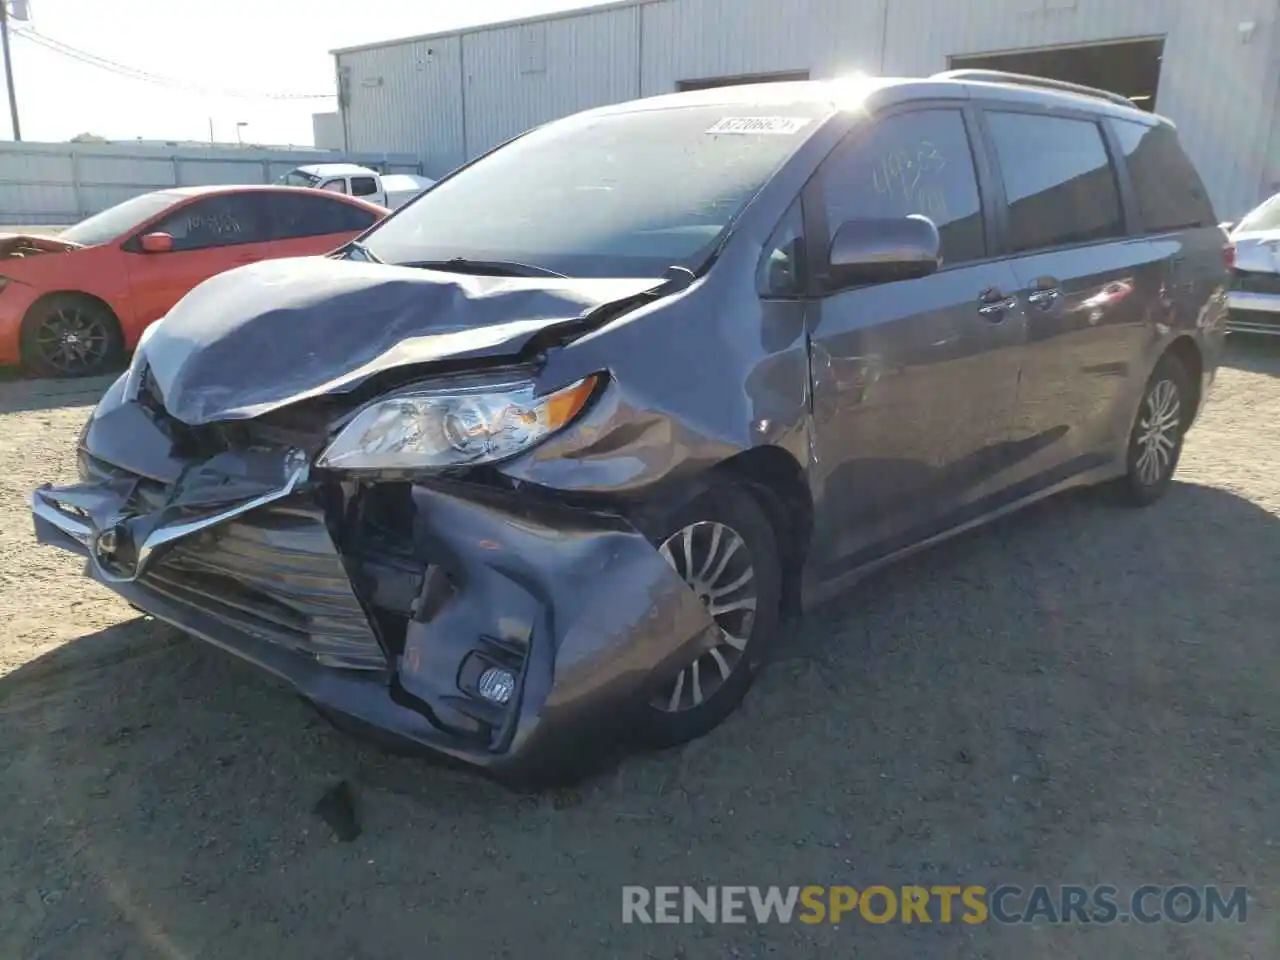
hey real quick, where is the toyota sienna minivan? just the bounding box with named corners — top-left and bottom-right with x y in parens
top-left (34, 69), bottom-right (1229, 780)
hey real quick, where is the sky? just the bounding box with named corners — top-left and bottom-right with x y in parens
top-left (0, 0), bottom-right (611, 145)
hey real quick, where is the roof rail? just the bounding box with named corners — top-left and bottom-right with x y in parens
top-left (931, 69), bottom-right (1137, 109)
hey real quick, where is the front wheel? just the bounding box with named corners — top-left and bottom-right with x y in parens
top-left (20, 295), bottom-right (124, 379)
top-left (1112, 352), bottom-right (1191, 506)
top-left (636, 483), bottom-right (782, 748)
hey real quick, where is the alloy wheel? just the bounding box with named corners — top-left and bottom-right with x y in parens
top-left (1134, 378), bottom-right (1182, 486)
top-left (35, 305), bottom-right (110, 376)
top-left (654, 520), bottom-right (757, 713)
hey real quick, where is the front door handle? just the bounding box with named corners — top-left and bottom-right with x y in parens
top-left (977, 289), bottom-right (1018, 318)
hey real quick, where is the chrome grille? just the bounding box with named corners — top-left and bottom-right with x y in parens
top-left (141, 501), bottom-right (385, 670)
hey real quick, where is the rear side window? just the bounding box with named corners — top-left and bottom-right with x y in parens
top-left (985, 111), bottom-right (1123, 253)
top-left (268, 193), bottom-right (379, 239)
top-left (818, 109), bottom-right (986, 266)
top-left (1111, 119), bottom-right (1216, 232)
top-left (350, 176), bottom-right (380, 197)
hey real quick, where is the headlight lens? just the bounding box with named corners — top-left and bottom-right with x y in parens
top-left (316, 375), bottom-right (599, 471)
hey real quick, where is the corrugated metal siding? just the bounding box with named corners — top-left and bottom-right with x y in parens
top-left (338, 0), bottom-right (1280, 216)
top-left (1159, 0), bottom-right (1280, 218)
top-left (883, 0), bottom-right (1279, 216)
top-left (462, 5), bottom-right (642, 156)
top-left (338, 37), bottom-right (466, 177)
top-left (0, 143), bottom-right (424, 225)
top-left (883, 0), bottom-right (1171, 73)
top-left (0, 146), bottom-right (74, 224)
top-left (639, 0), bottom-right (885, 93)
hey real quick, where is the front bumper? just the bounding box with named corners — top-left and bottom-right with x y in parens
top-left (33, 466), bottom-right (718, 780)
top-left (0, 281), bottom-right (40, 366)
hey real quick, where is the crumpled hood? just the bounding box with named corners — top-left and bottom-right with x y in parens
top-left (0, 232), bottom-right (84, 258)
top-left (140, 256), bottom-right (661, 425)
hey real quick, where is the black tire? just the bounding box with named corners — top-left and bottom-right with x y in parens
top-left (20, 294), bottom-right (124, 379)
top-left (635, 483), bottom-right (783, 748)
top-left (1112, 351), bottom-right (1192, 506)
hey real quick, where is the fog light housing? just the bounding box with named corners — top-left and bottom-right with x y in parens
top-left (477, 666), bottom-right (516, 705)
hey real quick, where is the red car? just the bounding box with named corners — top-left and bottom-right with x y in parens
top-left (0, 185), bottom-right (388, 377)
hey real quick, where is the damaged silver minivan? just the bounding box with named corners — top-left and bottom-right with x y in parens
top-left (33, 72), bottom-right (1228, 780)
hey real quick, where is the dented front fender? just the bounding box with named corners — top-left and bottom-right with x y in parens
top-left (394, 481), bottom-right (719, 770)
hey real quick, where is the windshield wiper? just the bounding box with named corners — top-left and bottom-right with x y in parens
top-left (340, 239), bottom-right (383, 264)
top-left (404, 257), bottom-right (567, 279)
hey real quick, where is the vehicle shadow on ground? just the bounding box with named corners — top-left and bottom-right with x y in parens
top-left (1222, 335), bottom-right (1280, 376)
top-left (1, 482), bottom-right (1277, 958)
top-left (0, 372), bottom-right (116, 414)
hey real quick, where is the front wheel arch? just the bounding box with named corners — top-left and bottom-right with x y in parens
top-left (1163, 335), bottom-right (1203, 432)
top-left (623, 446), bottom-right (813, 620)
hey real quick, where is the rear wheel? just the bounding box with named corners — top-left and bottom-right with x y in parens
top-left (1112, 351), bottom-right (1192, 506)
top-left (637, 483), bottom-right (782, 748)
top-left (21, 295), bottom-right (124, 379)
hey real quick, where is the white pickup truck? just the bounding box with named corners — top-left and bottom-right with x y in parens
top-left (279, 163), bottom-right (434, 210)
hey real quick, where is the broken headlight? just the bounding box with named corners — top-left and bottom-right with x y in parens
top-left (316, 374), bottom-right (599, 471)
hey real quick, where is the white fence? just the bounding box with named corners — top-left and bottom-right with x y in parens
top-left (0, 141), bottom-right (425, 225)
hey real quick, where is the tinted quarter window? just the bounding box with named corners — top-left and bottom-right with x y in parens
top-left (758, 199), bottom-right (806, 296)
top-left (985, 111), bottom-right (1123, 253)
top-left (151, 194), bottom-right (269, 251)
top-left (819, 109), bottom-right (985, 267)
top-left (350, 176), bottom-right (379, 197)
top-left (1111, 119), bottom-right (1216, 232)
top-left (270, 193), bottom-right (378, 239)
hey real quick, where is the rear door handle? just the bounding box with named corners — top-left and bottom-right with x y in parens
top-left (1025, 275), bottom-right (1063, 311)
top-left (1027, 287), bottom-right (1062, 309)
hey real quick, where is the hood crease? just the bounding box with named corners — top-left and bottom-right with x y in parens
top-left (140, 256), bottom-right (662, 425)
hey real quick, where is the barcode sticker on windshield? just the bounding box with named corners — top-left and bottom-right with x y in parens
top-left (706, 116), bottom-right (812, 135)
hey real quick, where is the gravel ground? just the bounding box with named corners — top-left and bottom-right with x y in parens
top-left (2, 342), bottom-right (1279, 959)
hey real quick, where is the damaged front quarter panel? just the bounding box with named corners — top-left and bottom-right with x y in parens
top-left (496, 245), bottom-right (815, 505)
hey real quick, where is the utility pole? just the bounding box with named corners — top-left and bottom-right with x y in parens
top-left (0, 1), bottom-right (20, 140)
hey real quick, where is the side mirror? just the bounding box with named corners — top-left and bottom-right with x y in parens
top-left (140, 232), bottom-right (174, 253)
top-left (828, 215), bottom-right (941, 287)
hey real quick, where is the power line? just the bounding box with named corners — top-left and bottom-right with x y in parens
top-left (11, 26), bottom-right (336, 100)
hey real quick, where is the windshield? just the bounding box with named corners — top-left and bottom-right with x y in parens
top-left (281, 170), bottom-right (320, 187)
top-left (1236, 193), bottom-right (1280, 233)
top-left (361, 104), bottom-right (829, 277)
top-left (60, 191), bottom-right (187, 246)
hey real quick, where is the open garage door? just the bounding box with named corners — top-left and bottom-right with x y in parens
top-left (949, 37), bottom-right (1163, 112)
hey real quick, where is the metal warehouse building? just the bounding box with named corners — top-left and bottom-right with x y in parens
top-left (332, 0), bottom-right (1280, 218)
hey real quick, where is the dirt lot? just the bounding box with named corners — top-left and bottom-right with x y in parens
top-left (1, 344), bottom-right (1279, 959)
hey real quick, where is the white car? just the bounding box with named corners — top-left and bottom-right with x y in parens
top-left (279, 164), bottom-right (434, 211)
top-left (1227, 194), bottom-right (1280, 335)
